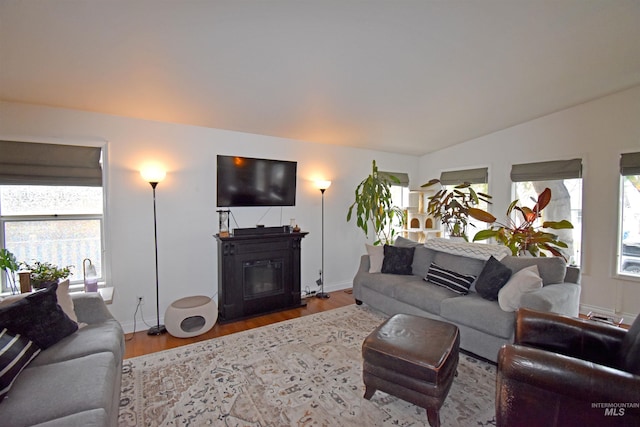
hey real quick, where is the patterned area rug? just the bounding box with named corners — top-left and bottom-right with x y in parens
top-left (118, 305), bottom-right (496, 426)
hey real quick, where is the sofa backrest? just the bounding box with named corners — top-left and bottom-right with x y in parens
top-left (500, 256), bottom-right (569, 285)
top-left (393, 236), bottom-right (578, 286)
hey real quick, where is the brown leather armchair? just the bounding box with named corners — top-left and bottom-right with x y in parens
top-left (496, 308), bottom-right (640, 427)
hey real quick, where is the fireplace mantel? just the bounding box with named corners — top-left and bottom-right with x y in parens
top-left (214, 231), bottom-right (308, 322)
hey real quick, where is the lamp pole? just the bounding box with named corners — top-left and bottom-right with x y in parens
top-left (141, 166), bottom-right (167, 336)
top-left (316, 180), bottom-right (331, 299)
top-left (147, 181), bottom-right (166, 335)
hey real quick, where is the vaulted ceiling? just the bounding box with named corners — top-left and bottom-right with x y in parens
top-left (1, 1), bottom-right (639, 156)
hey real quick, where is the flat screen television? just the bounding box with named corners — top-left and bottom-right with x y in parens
top-left (216, 155), bottom-right (297, 207)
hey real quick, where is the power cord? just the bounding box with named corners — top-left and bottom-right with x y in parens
top-left (125, 297), bottom-right (154, 341)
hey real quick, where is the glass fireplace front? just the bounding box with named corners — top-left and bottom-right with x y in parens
top-left (243, 259), bottom-right (284, 300)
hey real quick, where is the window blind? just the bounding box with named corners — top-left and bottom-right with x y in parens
top-left (620, 152), bottom-right (640, 176)
top-left (0, 141), bottom-right (102, 186)
top-left (439, 167), bottom-right (488, 185)
top-left (379, 171), bottom-right (409, 187)
top-left (510, 159), bottom-right (582, 182)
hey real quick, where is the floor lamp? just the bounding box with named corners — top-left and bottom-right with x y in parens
top-left (316, 180), bottom-right (331, 299)
top-left (141, 167), bottom-right (167, 335)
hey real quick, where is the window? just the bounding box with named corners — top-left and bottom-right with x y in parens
top-left (619, 152), bottom-right (640, 277)
top-left (0, 141), bottom-right (104, 293)
top-left (440, 167), bottom-right (490, 239)
top-left (511, 159), bottom-right (582, 266)
top-left (380, 171), bottom-right (410, 237)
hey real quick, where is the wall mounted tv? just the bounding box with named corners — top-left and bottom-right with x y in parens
top-left (216, 155), bottom-right (297, 207)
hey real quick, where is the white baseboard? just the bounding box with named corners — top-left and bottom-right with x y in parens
top-left (121, 281), bottom-right (355, 334)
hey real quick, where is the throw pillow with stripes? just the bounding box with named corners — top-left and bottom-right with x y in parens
top-left (0, 328), bottom-right (41, 402)
top-left (425, 262), bottom-right (476, 295)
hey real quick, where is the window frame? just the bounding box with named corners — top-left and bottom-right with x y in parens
top-left (0, 138), bottom-right (109, 295)
top-left (616, 151), bottom-right (640, 281)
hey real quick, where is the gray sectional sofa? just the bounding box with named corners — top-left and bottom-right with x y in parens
top-left (0, 293), bottom-right (124, 427)
top-left (353, 237), bottom-right (581, 362)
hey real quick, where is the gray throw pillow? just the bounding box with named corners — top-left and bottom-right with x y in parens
top-left (475, 256), bottom-right (512, 301)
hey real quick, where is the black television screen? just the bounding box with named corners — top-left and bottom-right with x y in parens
top-left (216, 155), bottom-right (297, 207)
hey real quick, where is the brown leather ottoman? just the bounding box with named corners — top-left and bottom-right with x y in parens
top-left (362, 314), bottom-right (460, 427)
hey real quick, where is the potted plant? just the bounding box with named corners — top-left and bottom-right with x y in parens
top-left (20, 260), bottom-right (73, 289)
top-left (472, 187), bottom-right (574, 259)
top-left (420, 179), bottom-right (494, 241)
top-left (347, 160), bottom-right (406, 245)
top-left (0, 249), bottom-right (20, 294)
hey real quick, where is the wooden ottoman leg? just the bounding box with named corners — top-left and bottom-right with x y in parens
top-left (427, 408), bottom-right (440, 427)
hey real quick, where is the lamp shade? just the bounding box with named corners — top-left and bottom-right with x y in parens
top-left (140, 167), bottom-right (166, 183)
top-left (315, 180), bottom-right (332, 191)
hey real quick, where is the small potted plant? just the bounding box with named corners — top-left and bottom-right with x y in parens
top-left (472, 187), bottom-right (574, 259)
top-left (20, 260), bottom-right (73, 289)
top-left (421, 179), bottom-right (494, 241)
top-left (0, 249), bottom-right (20, 294)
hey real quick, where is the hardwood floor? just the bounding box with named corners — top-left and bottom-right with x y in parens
top-left (124, 289), bottom-right (356, 359)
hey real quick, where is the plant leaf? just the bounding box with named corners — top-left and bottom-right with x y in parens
top-left (542, 220), bottom-right (574, 229)
top-left (468, 207), bottom-right (496, 223)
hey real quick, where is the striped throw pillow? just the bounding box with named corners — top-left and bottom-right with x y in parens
top-left (425, 262), bottom-right (476, 295)
top-left (0, 328), bottom-right (41, 402)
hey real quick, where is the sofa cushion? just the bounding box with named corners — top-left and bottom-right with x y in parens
top-left (355, 272), bottom-right (414, 299)
top-left (500, 256), bottom-right (566, 285)
top-left (440, 293), bottom-right (515, 339)
top-left (475, 256), bottom-right (512, 301)
top-left (394, 279), bottom-right (458, 315)
top-left (381, 245), bottom-right (415, 275)
top-left (0, 284), bottom-right (78, 350)
top-left (0, 328), bottom-right (41, 402)
top-left (31, 409), bottom-right (109, 427)
top-left (0, 352), bottom-right (116, 427)
top-left (426, 262), bottom-right (476, 295)
top-left (365, 244), bottom-right (384, 273)
top-left (29, 319), bottom-right (124, 368)
top-left (433, 251), bottom-right (486, 278)
top-left (498, 265), bottom-right (543, 312)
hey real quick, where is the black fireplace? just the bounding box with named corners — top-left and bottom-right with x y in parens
top-left (215, 230), bottom-right (307, 322)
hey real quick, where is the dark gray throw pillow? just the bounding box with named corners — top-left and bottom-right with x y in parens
top-left (475, 256), bottom-right (512, 300)
top-left (0, 283), bottom-right (78, 349)
top-left (381, 245), bottom-right (415, 275)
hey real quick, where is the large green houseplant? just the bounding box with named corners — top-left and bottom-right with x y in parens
top-left (472, 187), bottom-right (574, 259)
top-left (347, 160), bottom-right (405, 245)
top-left (421, 179), bottom-right (494, 240)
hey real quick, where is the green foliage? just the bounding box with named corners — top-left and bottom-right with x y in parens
top-left (472, 188), bottom-right (574, 259)
top-left (20, 260), bottom-right (73, 289)
top-left (347, 160), bottom-right (406, 245)
top-left (0, 249), bottom-right (20, 294)
top-left (421, 179), bottom-right (493, 240)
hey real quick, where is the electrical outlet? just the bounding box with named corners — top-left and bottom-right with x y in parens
top-left (136, 296), bottom-right (144, 305)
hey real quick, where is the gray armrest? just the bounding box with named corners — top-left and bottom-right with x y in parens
top-left (357, 254), bottom-right (370, 274)
top-left (519, 282), bottom-right (581, 317)
top-left (71, 293), bottom-right (115, 324)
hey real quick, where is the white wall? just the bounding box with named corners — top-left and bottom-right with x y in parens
top-left (0, 101), bottom-right (419, 332)
top-left (419, 85), bottom-right (640, 322)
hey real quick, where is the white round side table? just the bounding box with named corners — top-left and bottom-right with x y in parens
top-left (164, 295), bottom-right (217, 338)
